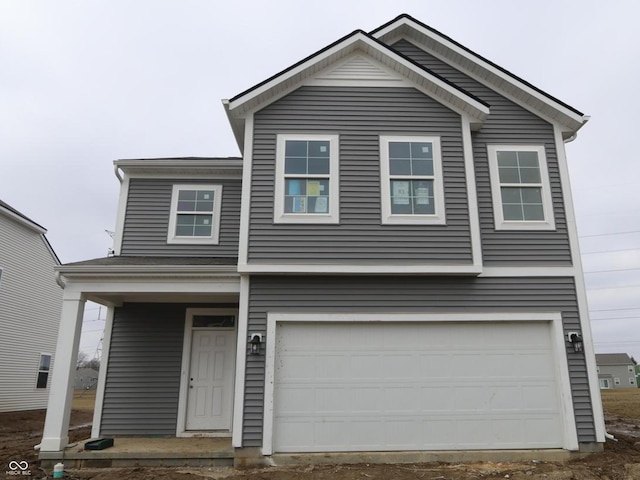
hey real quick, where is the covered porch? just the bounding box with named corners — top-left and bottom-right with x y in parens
top-left (40, 257), bottom-right (243, 459)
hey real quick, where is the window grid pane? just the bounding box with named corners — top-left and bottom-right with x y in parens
top-left (283, 139), bottom-right (331, 215)
top-left (284, 179), bottom-right (329, 214)
top-left (388, 141), bottom-right (436, 216)
top-left (389, 141), bottom-right (434, 177)
top-left (497, 151), bottom-right (541, 185)
top-left (390, 180), bottom-right (434, 215)
top-left (177, 189), bottom-right (215, 213)
top-left (501, 187), bottom-right (544, 221)
top-left (176, 214), bottom-right (213, 237)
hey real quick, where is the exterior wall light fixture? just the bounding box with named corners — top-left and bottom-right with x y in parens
top-left (249, 333), bottom-right (263, 355)
top-left (567, 332), bottom-right (583, 353)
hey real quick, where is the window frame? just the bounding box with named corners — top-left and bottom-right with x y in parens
top-left (35, 353), bottom-right (52, 389)
top-left (630, 377), bottom-right (636, 385)
top-left (487, 145), bottom-right (555, 231)
top-left (379, 135), bottom-right (446, 225)
top-left (167, 184), bottom-right (223, 245)
top-left (274, 134), bottom-right (340, 224)
top-left (614, 377), bottom-right (621, 385)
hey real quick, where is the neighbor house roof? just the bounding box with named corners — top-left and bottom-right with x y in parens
top-left (0, 199), bottom-right (60, 265)
top-left (0, 199), bottom-right (47, 234)
top-left (595, 353), bottom-right (634, 365)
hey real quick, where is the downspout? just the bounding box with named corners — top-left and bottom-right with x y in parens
top-left (55, 271), bottom-right (66, 289)
top-left (114, 165), bottom-right (123, 183)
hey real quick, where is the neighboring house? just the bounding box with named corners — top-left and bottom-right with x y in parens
top-left (596, 353), bottom-right (637, 389)
top-left (41, 14), bottom-right (605, 462)
top-left (0, 200), bottom-right (62, 412)
top-left (74, 368), bottom-right (99, 390)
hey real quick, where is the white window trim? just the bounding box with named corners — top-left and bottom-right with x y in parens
top-left (487, 145), bottom-right (555, 231)
top-left (176, 308), bottom-right (238, 437)
top-left (380, 135), bottom-right (446, 225)
top-left (167, 184), bottom-right (223, 244)
top-left (630, 377), bottom-right (636, 385)
top-left (614, 377), bottom-right (620, 385)
top-left (274, 134), bottom-right (340, 224)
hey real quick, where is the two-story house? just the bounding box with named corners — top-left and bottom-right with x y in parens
top-left (596, 353), bottom-right (637, 389)
top-left (0, 200), bottom-right (62, 412)
top-left (40, 14), bottom-right (604, 463)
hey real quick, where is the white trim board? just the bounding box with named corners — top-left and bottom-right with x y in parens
top-left (91, 306), bottom-right (114, 438)
top-left (553, 124), bottom-right (605, 442)
top-left (262, 311), bottom-right (578, 455)
top-left (232, 275), bottom-right (250, 447)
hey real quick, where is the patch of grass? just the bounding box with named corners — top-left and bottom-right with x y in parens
top-left (601, 388), bottom-right (640, 420)
top-left (72, 389), bottom-right (96, 411)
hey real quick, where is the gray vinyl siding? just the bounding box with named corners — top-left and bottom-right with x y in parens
top-left (0, 215), bottom-right (61, 412)
top-left (249, 86), bottom-right (473, 264)
top-left (392, 40), bottom-right (572, 265)
top-left (100, 303), bottom-right (185, 436)
top-left (243, 276), bottom-right (595, 447)
top-left (120, 178), bottom-right (241, 257)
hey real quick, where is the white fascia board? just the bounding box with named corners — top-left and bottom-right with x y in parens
top-left (0, 206), bottom-right (47, 234)
top-left (62, 278), bottom-right (240, 296)
top-left (227, 33), bottom-right (488, 124)
top-left (373, 18), bottom-right (586, 131)
top-left (114, 159), bottom-right (242, 178)
top-left (238, 263), bottom-right (483, 275)
top-left (56, 264), bottom-right (238, 276)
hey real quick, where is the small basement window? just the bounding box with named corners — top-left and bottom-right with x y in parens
top-left (36, 354), bottom-right (51, 389)
top-left (167, 185), bottom-right (223, 244)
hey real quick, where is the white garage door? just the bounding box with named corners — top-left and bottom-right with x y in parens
top-left (273, 321), bottom-right (564, 453)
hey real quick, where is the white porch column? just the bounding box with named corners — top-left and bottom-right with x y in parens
top-left (40, 289), bottom-right (86, 452)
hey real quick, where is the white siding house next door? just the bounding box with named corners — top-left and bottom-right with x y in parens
top-left (266, 315), bottom-right (574, 453)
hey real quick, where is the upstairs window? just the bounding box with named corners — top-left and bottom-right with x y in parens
top-left (380, 136), bottom-right (445, 224)
top-left (274, 134), bottom-right (339, 224)
top-left (487, 145), bottom-right (555, 230)
top-left (167, 184), bottom-right (223, 244)
top-left (36, 353), bottom-right (51, 389)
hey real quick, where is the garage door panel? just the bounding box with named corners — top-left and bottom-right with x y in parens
top-left (273, 321), bottom-right (564, 452)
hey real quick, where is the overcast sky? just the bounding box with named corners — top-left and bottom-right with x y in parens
top-left (2, 0), bottom-right (639, 363)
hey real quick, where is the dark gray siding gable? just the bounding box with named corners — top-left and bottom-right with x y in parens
top-left (249, 86), bottom-right (473, 265)
top-left (392, 40), bottom-right (572, 265)
top-left (121, 178), bottom-right (241, 257)
top-left (243, 276), bottom-right (595, 447)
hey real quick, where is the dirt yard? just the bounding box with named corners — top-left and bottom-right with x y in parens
top-left (1, 389), bottom-right (639, 479)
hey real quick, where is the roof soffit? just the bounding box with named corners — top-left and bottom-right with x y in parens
top-left (114, 158), bottom-right (243, 178)
top-left (224, 31), bottom-right (490, 148)
top-left (372, 16), bottom-right (588, 135)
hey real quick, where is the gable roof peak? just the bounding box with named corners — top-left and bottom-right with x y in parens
top-left (371, 13), bottom-right (587, 135)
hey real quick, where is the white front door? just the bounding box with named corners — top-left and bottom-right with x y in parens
top-left (186, 329), bottom-right (235, 430)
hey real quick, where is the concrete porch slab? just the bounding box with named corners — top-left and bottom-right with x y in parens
top-left (40, 436), bottom-right (234, 468)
